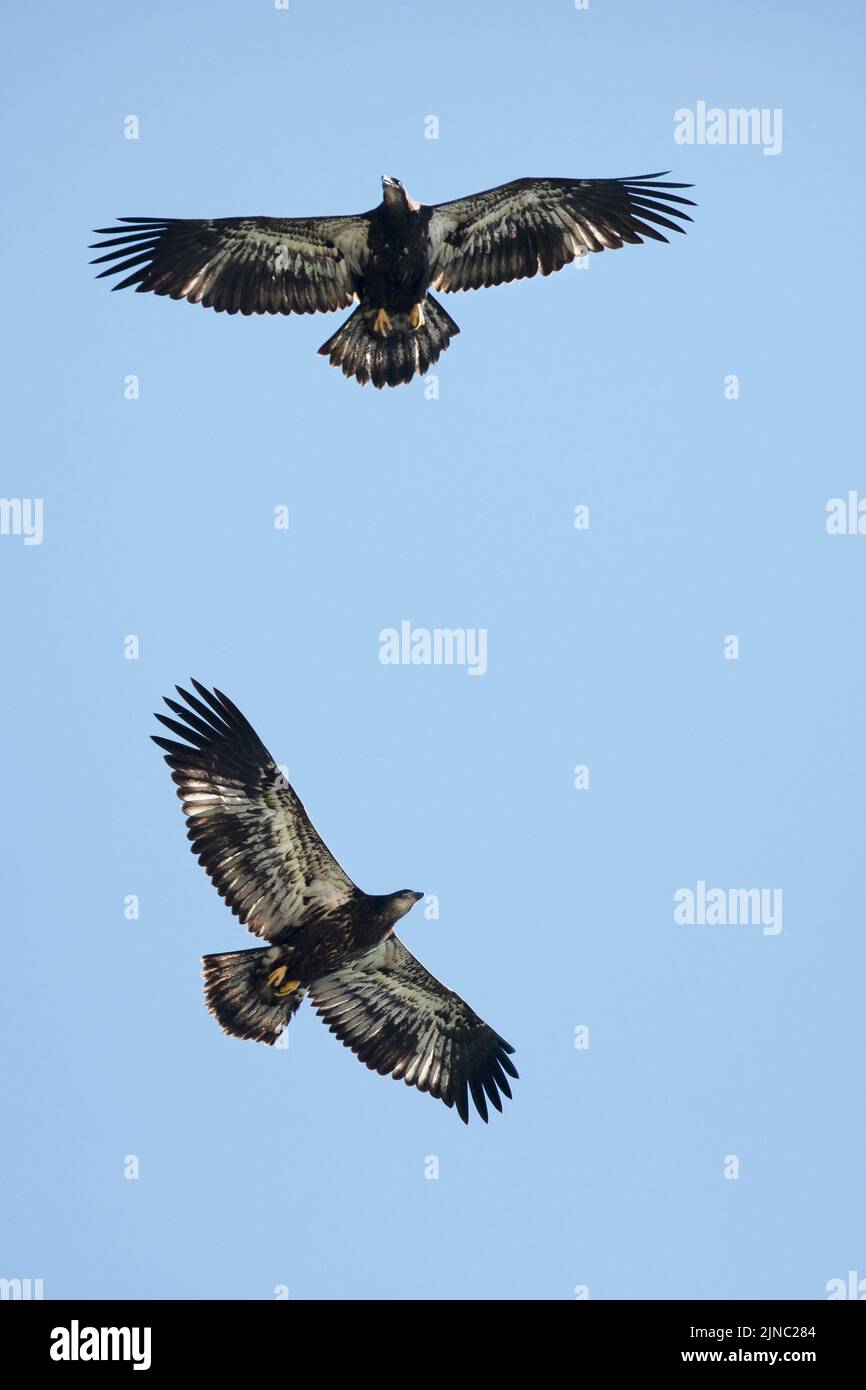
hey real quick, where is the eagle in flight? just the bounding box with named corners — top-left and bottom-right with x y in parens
top-left (93, 171), bottom-right (693, 388)
top-left (152, 681), bottom-right (517, 1123)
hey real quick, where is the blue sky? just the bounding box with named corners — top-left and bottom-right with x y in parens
top-left (2, 0), bottom-right (865, 1300)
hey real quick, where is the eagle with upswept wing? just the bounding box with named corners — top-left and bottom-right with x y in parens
top-left (93, 171), bottom-right (694, 388)
top-left (152, 681), bottom-right (517, 1123)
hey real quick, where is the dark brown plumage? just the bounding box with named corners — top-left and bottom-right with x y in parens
top-left (152, 681), bottom-right (516, 1124)
top-left (92, 171), bottom-right (694, 387)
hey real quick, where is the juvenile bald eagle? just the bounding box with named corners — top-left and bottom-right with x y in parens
top-left (152, 681), bottom-right (516, 1123)
top-left (93, 171), bottom-right (694, 388)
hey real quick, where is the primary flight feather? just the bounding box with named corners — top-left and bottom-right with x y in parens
top-left (94, 171), bottom-right (694, 388)
top-left (152, 681), bottom-right (516, 1123)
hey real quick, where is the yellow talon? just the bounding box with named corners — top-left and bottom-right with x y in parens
top-left (409, 302), bottom-right (424, 329)
top-left (267, 966), bottom-right (301, 997)
top-left (372, 308), bottom-right (393, 336)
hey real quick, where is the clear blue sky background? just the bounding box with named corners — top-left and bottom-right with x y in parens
top-left (2, 0), bottom-right (864, 1301)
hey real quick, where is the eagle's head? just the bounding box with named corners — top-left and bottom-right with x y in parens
top-left (373, 888), bottom-right (424, 926)
top-left (382, 176), bottom-right (418, 213)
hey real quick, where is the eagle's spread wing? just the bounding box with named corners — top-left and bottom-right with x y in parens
top-left (428, 173), bottom-right (694, 292)
top-left (91, 214), bottom-right (370, 314)
top-left (152, 681), bottom-right (357, 941)
top-left (309, 937), bottom-right (517, 1123)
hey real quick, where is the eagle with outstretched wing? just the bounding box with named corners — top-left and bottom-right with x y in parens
top-left (152, 681), bottom-right (516, 1123)
top-left (93, 171), bottom-right (693, 388)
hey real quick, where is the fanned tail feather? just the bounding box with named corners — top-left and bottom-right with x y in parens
top-left (318, 293), bottom-right (459, 388)
top-left (202, 946), bottom-right (305, 1045)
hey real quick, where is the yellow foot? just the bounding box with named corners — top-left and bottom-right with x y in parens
top-left (409, 302), bottom-right (425, 329)
top-left (267, 965), bottom-right (301, 997)
top-left (372, 308), bottom-right (394, 337)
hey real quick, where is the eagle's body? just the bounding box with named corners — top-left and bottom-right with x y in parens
top-left (152, 681), bottom-right (516, 1123)
top-left (243, 889), bottom-right (416, 978)
top-left (363, 181), bottom-right (432, 315)
top-left (93, 171), bottom-right (694, 387)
